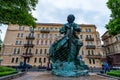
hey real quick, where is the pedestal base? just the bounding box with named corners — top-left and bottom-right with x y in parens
top-left (52, 62), bottom-right (89, 77)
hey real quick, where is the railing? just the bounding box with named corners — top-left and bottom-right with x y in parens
top-left (87, 54), bottom-right (102, 59)
top-left (40, 30), bottom-right (50, 33)
top-left (86, 45), bottom-right (96, 49)
top-left (26, 36), bottom-right (35, 39)
top-left (24, 44), bottom-right (34, 48)
top-left (22, 53), bottom-right (33, 57)
top-left (85, 38), bottom-right (94, 41)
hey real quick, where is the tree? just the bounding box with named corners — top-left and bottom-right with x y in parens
top-left (106, 0), bottom-right (120, 35)
top-left (0, 0), bottom-right (38, 28)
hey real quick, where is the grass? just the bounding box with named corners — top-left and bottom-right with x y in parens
top-left (107, 70), bottom-right (120, 78)
top-left (0, 66), bottom-right (18, 77)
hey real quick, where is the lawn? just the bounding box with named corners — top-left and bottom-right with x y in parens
top-left (107, 70), bottom-right (120, 78)
top-left (0, 66), bottom-right (18, 77)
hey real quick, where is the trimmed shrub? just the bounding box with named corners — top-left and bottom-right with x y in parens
top-left (0, 66), bottom-right (18, 77)
top-left (107, 70), bottom-right (120, 77)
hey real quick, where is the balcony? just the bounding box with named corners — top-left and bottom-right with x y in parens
top-left (24, 44), bottom-right (34, 48)
top-left (87, 55), bottom-right (102, 59)
top-left (85, 38), bottom-right (94, 41)
top-left (86, 45), bottom-right (96, 49)
top-left (26, 36), bottom-right (35, 40)
top-left (21, 53), bottom-right (33, 58)
top-left (40, 30), bottom-right (50, 33)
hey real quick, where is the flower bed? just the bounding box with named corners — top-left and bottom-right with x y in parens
top-left (107, 70), bottom-right (120, 78)
top-left (0, 66), bottom-right (18, 77)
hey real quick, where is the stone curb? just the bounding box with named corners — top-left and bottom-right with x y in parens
top-left (97, 73), bottom-right (120, 80)
top-left (0, 72), bottom-right (26, 80)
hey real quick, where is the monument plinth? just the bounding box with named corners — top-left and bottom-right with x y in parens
top-left (49, 14), bottom-right (89, 76)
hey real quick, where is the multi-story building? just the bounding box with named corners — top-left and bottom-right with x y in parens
top-left (1, 23), bottom-right (104, 68)
top-left (102, 31), bottom-right (120, 67)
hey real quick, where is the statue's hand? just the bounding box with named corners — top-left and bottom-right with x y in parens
top-left (66, 25), bottom-right (70, 29)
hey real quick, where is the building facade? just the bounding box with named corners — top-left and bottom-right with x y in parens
top-left (1, 23), bottom-right (104, 68)
top-left (102, 31), bottom-right (120, 67)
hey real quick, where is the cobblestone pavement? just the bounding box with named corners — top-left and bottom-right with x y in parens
top-left (13, 71), bottom-right (118, 80)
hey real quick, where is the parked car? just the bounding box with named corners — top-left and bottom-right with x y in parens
top-left (112, 66), bottom-right (120, 70)
top-left (17, 62), bottom-right (32, 69)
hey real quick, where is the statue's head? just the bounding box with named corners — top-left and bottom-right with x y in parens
top-left (67, 14), bottom-right (75, 23)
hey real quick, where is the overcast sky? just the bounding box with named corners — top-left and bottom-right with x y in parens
top-left (0, 0), bottom-right (111, 41)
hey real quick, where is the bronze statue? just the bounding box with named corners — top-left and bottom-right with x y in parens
top-left (49, 14), bottom-right (88, 76)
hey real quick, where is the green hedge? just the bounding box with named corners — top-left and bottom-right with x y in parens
top-left (0, 71), bottom-right (18, 77)
top-left (0, 66), bottom-right (18, 77)
top-left (107, 70), bottom-right (120, 77)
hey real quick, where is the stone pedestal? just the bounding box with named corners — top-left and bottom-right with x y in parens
top-left (52, 61), bottom-right (89, 77)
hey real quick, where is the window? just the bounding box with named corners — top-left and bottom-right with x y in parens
top-left (38, 34), bottom-right (40, 38)
top-left (46, 28), bottom-right (49, 31)
top-left (21, 33), bottom-right (23, 37)
top-left (29, 27), bottom-right (34, 31)
top-left (40, 49), bottom-right (42, 54)
top-left (50, 34), bottom-right (52, 38)
top-left (86, 35), bottom-right (89, 38)
top-left (14, 48), bottom-right (16, 54)
top-left (19, 26), bottom-right (24, 30)
top-left (80, 35), bottom-right (83, 39)
top-left (93, 59), bottom-right (95, 64)
top-left (91, 50), bottom-right (94, 55)
top-left (50, 27), bottom-right (53, 31)
top-left (29, 49), bottom-right (31, 53)
top-left (38, 27), bottom-right (41, 31)
top-left (11, 58), bottom-right (14, 63)
top-left (15, 41), bottom-right (19, 45)
top-left (55, 28), bottom-right (58, 31)
top-left (42, 27), bottom-right (45, 30)
top-left (45, 40), bottom-right (47, 45)
top-left (35, 49), bottom-right (38, 54)
top-left (46, 34), bottom-right (48, 38)
top-left (44, 49), bottom-right (47, 54)
top-left (17, 33), bottom-right (20, 37)
top-left (86, 29), bottom-right (91, 32)
top-left (27, 58), bottom-right (30, 63)
top-left (44, 58), bottom-right (46, 63)
top-left (34, 58), bottom-right (37, 63)
top-left (50, 40), bottom-right (52, 45)
top-left (42, 34), bottom-right (44, 38)
top-left (39, 58), bottom-right (41, 63)
top-left (41, 40), bottom-right (43, 45)
top-left (55, 34), bottom-right (57, 37)
top-left (88, 50), bottom-right (90, 55)
top-left (17, 48), bottom-right (20, 54)
top-left (19, 41), bottom-right (22, 45)
top-left (37, 40), bottom-right (39, 45)
top-left (89, 59), bottom-right (91, 64)
top-left (16, 57), bottom-right (18, 63)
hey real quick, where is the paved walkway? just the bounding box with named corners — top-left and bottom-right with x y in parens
top-left (13, 72), bottom-right (117, 80)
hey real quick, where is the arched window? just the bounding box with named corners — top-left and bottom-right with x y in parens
top-left (16, 57), bottom-right (18, 63)
top-left (88, 50), bottom-right (90, 55)
top-left (17, 48), bottom-right (20, 54)
top-left (14, 48), bottom-right (16, 54)
top-left (40, 49), bottom-right (42, 54)
top-left (34, 58), bottom-right (37, 63)
top-left (44, 49), bottom-right (47, 54)
top-left (44, 58), bottom-right (46, 63)
top-left (11, 58), bottom-right (14, 63)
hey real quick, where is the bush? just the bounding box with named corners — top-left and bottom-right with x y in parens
top-left (0, 71), bottom-right (18, 77)
top-left (0, 66), bottom-right (18, 77)
top-left (107, 70), bottom-right (120, 77)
